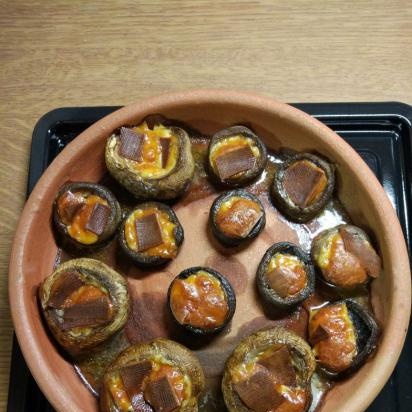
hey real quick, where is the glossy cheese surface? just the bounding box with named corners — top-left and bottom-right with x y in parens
top-left (117, 122), bottom-right (179, 178)
top-left (309, 303), bottom-right (358, 373)
top-left (57, 191), bottom-right (108, 244)
top-left (266, 253), bottom-right (308, 298)
top-left (170, 271), bottom-right (229, 329)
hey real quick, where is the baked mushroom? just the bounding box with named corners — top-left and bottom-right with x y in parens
top-left (99, 338), bottom-right (205, 412)
top-left (271, 153), bottom-right (335, 222)
top-left (105, 122), bottom-right (195, 200)
top-left (311, 224), bottom-right (382, 290)
top-left (308, 300), bottom-right (379, 379)
top-left (118, 202), bottom-right (184, 267)
top-left (222, 328), bottom-right (315, 412)
top-left (257, 242), bottom-right (315, 309)
top-left (53, 182), bottom-right (122, 249)
top-left (209, 190), bottom-right (265, 247)
top-left (167, 267), bottom-right (236, 335)
top-left (38, 258), bottom-right (129, 356)
top-left (208, 126), bottom-right (267, 187)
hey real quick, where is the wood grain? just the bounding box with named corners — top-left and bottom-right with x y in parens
top-left (0, 0), bottom-right (411, 409)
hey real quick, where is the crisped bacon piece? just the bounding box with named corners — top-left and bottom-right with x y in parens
top-left (339, 227), bottom-right (381, 278)
top-left (160, 138), bottom-right (171, 169)
top-left (135, 213), bottom-right (164, 252)
top-left (144, 376), bottom-right (180, 412)
top-left (85, 203), bottom-right (110, 235)
top-left (216, 198), bottom-right (262, 238)
top-left (62, 296), bottom-right (110, 329)
top-left (215, 146), bottom-right (256, 180)
top-left (267, 266), bottom-right (307, 298)
top-left (234, 368), bottom-right (283, 412)
top-left (257, 346), bottom-right (297, 386)
top-left (57, 191), bottom-right (85, 224)
top-left (119, 127), bottom-right (144, 161)
top-left (120, 361), bottom-right (153, 409)
top-left (47, 271), bottom-right (84, 309)
top-left (283, 160), bottom-right (327, 208)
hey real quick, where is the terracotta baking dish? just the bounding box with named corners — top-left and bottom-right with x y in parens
top-left (9, 90), bottom-right (411, 412)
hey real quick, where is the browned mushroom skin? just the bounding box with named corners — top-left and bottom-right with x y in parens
top-left (209, 190), bottom-right (266, 246)
top-left (38, 258), bottom-right (129, 356)
top-left (167, 266), bottom-right (236, 335)
top-left (222, 328), bottom-right (315, 412)
top-left (308, 300), bottom-right (380, 380)
top-left (256, 242), bottom-right (315, 309)
top-left (207, 126), bottom-right (267, 187)
top-left (99, 338), bottom-right (205, 412)
top-left (118, 202), bottom-right (184, 267)
top-left (53, 182), bottom-right (122, 250)
top-left (271, 153), bottom-right (335, 223)
top-left (105, 123), bottom-right (195, 200)
top-left (311, 224), bottom-right (382, 290)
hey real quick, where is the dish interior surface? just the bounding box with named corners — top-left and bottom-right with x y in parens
top-left (10, 92), bottom-right (411, 412)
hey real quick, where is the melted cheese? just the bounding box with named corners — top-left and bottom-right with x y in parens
top-left (108, 356), bottom-right (191, 411)
top-left (170, 271), bottom-right (229, 329)
top-left (116, 122), bottom-right (179, 178)
top-left (309, 303), bottom-right (358, 373)
top-left (313, 232), bottom-right (339, 269)
top-left (209, 135), bottom-right (259, 174)
top-left (66, 194), bottom-right (109, 244)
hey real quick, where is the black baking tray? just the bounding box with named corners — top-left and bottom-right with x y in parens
top-left (8, 102), bottom-right (412, 412)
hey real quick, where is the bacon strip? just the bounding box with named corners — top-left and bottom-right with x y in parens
top-left (267, 266), bottom-right (303, 298)
top-left (48, 271), bottom-right (84, 309)
top-left (160, 138), bottom-right (171, 169)
top-left (257, 346), bottom-right (297, 386)
top-left (234, 368), bottom-right (284, 412)
top-left (85, 203), bottom-right (110, 236)
top-left (120, 361), bottom-right (152, 396)
top-left (144, 376), bottom-right (180, 412)
top-left (282, 160), bottom-right (327, 208)
top-left (215, 146), bottom-right (256, 180)
top-left (119, 127), bottom-right (144, 161)
top-left (120, 361), bottom-right (153, 411)
top-left (61, 296), bottom-right (110, 329)
top-left (135, 213), bottom-right (164, 252)
top-left (339, 227), bottom-right (381, 278)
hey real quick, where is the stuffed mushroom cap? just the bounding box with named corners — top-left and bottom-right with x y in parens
top-left (105, 122), bottom-right (195, 200)
top-left (208, 125), bottom-right (267, 187)
top-left (222, 328), bottom-right (315, 412)
top-left (100, 338), bottom-right (205, 412)
top-left (39, 258), bottom-right (129, 356)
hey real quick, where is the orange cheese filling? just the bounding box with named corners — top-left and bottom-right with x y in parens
top-left (215, 196), bottom-right (262, 238)
top-left (121, 122), bottom-right (179, 178)
top-left (108, 360), bottom-right (188, 411)
top-left (170, 271), bottom-right (229, 329)
top-left (314, 232), bottom-right (368, 288)
top-left (266, 253), bottom-right (308, 298)
top-left (57, 191), bottom-right (109, 244)
top-left (63, 284), bottom-right (107, 306)
top-left (309, 303), bottom-right (357, 373)
top-left (210, 136), bottom-right (259, 173)
top-left (125, 207), bottom-right (177, 258)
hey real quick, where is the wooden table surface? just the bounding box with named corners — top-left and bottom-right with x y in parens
top-left (1, 0), bottom-right (411, 409)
